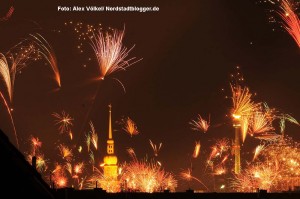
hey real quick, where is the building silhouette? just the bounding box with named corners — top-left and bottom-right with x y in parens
top-left (0, 129), bottom-right (54, 198)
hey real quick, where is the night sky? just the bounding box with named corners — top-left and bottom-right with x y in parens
top-left (0, 0), bottom-right (300, 191)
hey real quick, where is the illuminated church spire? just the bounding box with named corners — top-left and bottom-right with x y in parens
top-left (109, 104), bottom-right (112, 139)
top-left (106, 104), bottom-right (115, 154)
top-left (103, 104), bottom-right (118, 180)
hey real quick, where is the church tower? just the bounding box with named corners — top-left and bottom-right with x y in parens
top-left (103, 104), bottom-right (118, 179)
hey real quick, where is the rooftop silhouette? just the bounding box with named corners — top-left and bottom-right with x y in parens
top-left (0, 129), bottom-right (54, 198)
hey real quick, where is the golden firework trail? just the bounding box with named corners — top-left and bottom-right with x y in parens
top-left (208, 146), bottom-right (218, 161)
top-left (0, 53), bottom-right (13, 102)
top-left (89, 121), bottom-right (98, 150)
top-left (89, 151), bottom-right (95, 166)
top-left (190, 114), bottom-right (210, 133)
top-left (0, 41), bottom-right (42, 112)
top-left (192, 141), bottom-right (201, 158)
top-left (149, 139), bottom-right (162, 157)
top-left (180, 168), bottom-right (209, 191)
top-left (279, 113), bottom-right (299, 136)
top-left (214, 166), bottom-right (226, 175)
top-left (253, 144), bottom-right (265, 161)
top-left (78, 146), bottom-right (83, 153)
top-left (254, 133), bottom-right (281, 141)
top-left (65, 162), bottom-right (72, 176)
top-left (85, 133), bottom-right (91, 152)
top-left (52, 111), bottom-right (74, 134)
top-left (78, 177), bottom-right (86, 190)
top-left (69, 130), bottom-right (73, 140)
top-left (0, 5), bottom-right (14, 21)
top-left (157, 161), bottom-right (162, 167)
top-left (7, 41), bottom-right (42, 96)
top-left (90, 27), bottom-right (141, 80)
top-left (278, 0), bottom-right (300, 48)
top-left (0, 91), bottom-right (18, 147)
top-left (30, 33), bottom-right (61, 87)
top-left (122, 117), bottom-right (139, 137)
top-left (240, 116), bottom-right (250, 142)
top-left (220, 155), bottom-right (229, 165)
top-left (127, 147), bottom-right (137, 161)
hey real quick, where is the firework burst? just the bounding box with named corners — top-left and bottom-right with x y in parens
top-left (55, 175), bottom-right (68, 188)
top-left (89, 121), bottom-right (98, 150)
top-left (36, 155), bottom-right (47, 172)
top-left (216, 138), bottom-right (230, 154)
top-left (90, 28), bottom-right (141, 80)
top-left (231, 84), bottom-right (259, 119)
top-left (214, 166), bottom-right (227, 175)
top-left (7, 40), bottom-right (42, 87)
top-left (233, 138), bottom-right (300, 192)
top-left (52, 163), bottom-right (63, 174)
top-left (58, 144), bottom-right (73, 162)
top-left (63, 21), bottom-right (103, 54)
top-left (30, 136), bottom-right (42, 156)
top-left (74, 162), bottom-right (84, 176)
top-left (0, 40), bottom-right (43, 119)
top-left (122, 117), bottom-right (139, 137)
top-left (232, 162), bottom-right (281, 192)
top-left (149, 139), bottom-right (162, 157)
top-left (52, 111), bottom-right (74, 134)
top-left (120, 160), bottom-right (177, 192)
top-left (249, 111), bottom-right (275, 136)
top-left (190, 114), bottom-right (210, 133)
